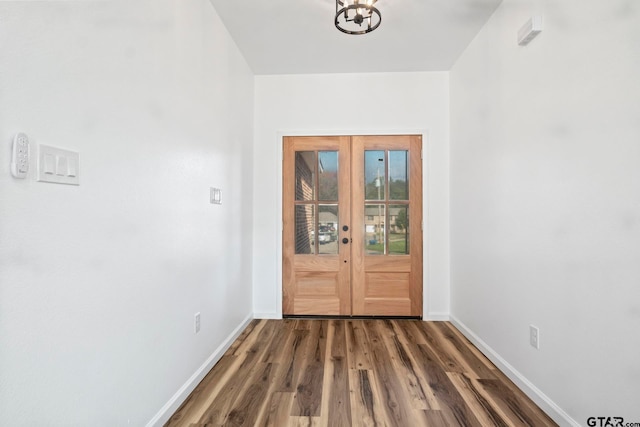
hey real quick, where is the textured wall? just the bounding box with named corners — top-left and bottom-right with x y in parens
top-left (0, 1), bottom-right (254, 425)
top-left (450, 0), bottom-right (640, 423)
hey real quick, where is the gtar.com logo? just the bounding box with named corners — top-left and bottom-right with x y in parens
top-left (587, 417), bottom-right (624, 427)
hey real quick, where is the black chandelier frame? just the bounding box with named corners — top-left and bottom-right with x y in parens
top-left (334, 0), bottom-right (382, 35)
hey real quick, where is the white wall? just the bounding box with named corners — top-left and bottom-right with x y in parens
top-left (0, 1), bottom-right (254, 425)
top-left (450, 0), bottom-right (640, 424)
top-left (253, 72), bottom-right (450, 320)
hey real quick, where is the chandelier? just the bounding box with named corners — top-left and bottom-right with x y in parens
top-left (335, 0), bottom-right (381, 35)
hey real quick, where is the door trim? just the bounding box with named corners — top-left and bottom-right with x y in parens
top-left (275, 130), bottom-right (431, 319)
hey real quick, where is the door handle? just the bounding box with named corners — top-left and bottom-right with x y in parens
top-left (342, 225), bottom-right (349, 231)
top-left (342, 238), bottom-right (349, 244)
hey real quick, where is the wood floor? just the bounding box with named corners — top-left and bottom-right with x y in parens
top-left (166, 319), bottom-right (557, 427)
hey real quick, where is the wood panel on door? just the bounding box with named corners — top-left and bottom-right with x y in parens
top-left (282, 136), bottom-right (351, 315)
top-left (283, 135), bottom-right (422, 317)
top-left (351, 135), bottom-right (423, 316)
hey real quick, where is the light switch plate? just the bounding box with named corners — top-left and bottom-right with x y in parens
top-left (210, 187), bottom-right (222, 204)
top-left (37, 145), bottom-right (79, 185)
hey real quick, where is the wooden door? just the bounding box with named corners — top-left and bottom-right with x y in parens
top-left (351, 135), bottom-right (422, 316)
top-left (283, 135), bottom-right (422, 317)
top-left (282, 136), bottom-right (351, 315)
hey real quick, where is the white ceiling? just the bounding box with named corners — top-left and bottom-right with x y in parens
top-left (208, 0), bottom-right (503, 75)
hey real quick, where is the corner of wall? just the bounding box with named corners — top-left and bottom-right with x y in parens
top-left (449, 315), bottom-right (580, 427)
top-left (146, 313), bottom-right (254, 427)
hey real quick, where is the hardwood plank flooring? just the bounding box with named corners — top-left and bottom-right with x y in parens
top-left (165, 320), bottom-right (557, 427)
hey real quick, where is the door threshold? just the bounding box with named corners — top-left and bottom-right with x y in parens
top-left (282, 315), bottom-right (422, 320)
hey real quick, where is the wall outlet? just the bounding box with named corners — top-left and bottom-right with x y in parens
top-left (194, 312), bottom-right (201, 334)
top-left (529, 325), bottom-right (540, 349)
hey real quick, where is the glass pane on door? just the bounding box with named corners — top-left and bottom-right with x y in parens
top-left (389, 151), bottom-right (409, 200)
top-left (295, 204), bottom-right (315, 254)
top-left (318, 151), bottom-right (339, 201)
top-left (364, 204), bottom-right (385, 255)
top-left (389, 205), bottom-right (409, 255)
top-left (364, 151), bottom-right (386, 200)
top-left (295, 152), bottom-right (315, 201)
top-left (318, 205), bottom-right (339, 255)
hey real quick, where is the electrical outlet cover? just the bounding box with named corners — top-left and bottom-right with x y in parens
top-left (529, 325), bottom-right (540, 349)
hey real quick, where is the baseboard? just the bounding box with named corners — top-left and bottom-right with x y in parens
top-left (253, 312), bottom-right (282, 319)
top-left (257, 312), bottom-right (442, 320)
top-left (449, 315), bottom-right (580, 427)
top-left (424, 311), bottom-right (450, 321)
top-left (145, 313), bottom-right (254, 427)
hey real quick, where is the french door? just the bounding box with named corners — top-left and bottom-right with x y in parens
top-left (282, 135), bottom-right (422, 317)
